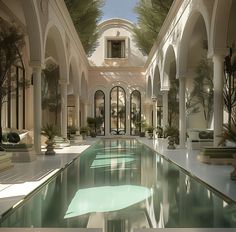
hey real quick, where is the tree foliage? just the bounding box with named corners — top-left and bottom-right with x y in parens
top-left (224, 47), bottom-right (236, 127)
top-left (0, 18), bottom-right (25, 143)
top-left (133, 0), bottom-right (173, 55)
top-left (218, 47), bottom-right (236, 146)
top-left (65, 0), bottom-right (104, 56)
top-left (186, 57), bottom-right (214, 125)
top-left (168, 78), bottom-right (179, 128)
top-left (42, 64), bottom-right (61, 126)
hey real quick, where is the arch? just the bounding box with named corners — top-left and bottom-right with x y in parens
top-left (41, 60), bottom-right (60, 127)
top-left (94, 90), bottom-right (105, 136)
top-left (110, 86), bottom-right (126, 135)
top-left (80, 72), bottom-right (88, 101)
top-left (68, 65), bottom-right (74, 95)
top-left (68, 56), bottom-right (80, 95)
top-left (22, 0), bottom-right (43, 64)
top-left (162, 45), bottom-right (177, 89)
top-left (152, 65), bottom-right (161, 98)
top-left (130, 90), bottom-right (141, 136)
top-left (44, 23), bottom-right (68, 82)
top-left (177, 7), bottom-right (212, 131)
top-left (147, 75), bottom-right (152, 99)
top-left (98, 18), bottom-right (134, 34)
top-left (177, 10), bottom-right (209, 77)
top-left (209, 0), bottom-right (232, 56)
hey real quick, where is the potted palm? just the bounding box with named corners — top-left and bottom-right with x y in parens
top-left (218, 119), bottom-right (236, 180)
top-left (87, 117), bottom-right (96, 137)
top-left (135, 119), bottom-right (147, 137)
top-left (67, 125), bottom-right (78, 139)
top-left (218, 119), bottom-right (236, 146)
top-left (80, 126), bottom-right (89, 140)
top-left (41, 123), bottom-right (59, 155)
top-left (145, 125), bottom-right (155, 139)
top-left (164, 125), bottom-right (179, 149)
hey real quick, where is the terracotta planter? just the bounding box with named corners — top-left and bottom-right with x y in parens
top-left (45, 140), bottom-right (55, 155)
top-left (167, 136), bottom-right (176, 149)
top-left (148, 132), bottom-right (153, 139)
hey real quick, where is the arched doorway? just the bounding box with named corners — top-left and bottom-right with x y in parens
top-left (130, 90), bottom-right (141, 135)
top-left (110, 86), bottom-right (126, 135)
top-left (94, 90), bottom-right (105, 135)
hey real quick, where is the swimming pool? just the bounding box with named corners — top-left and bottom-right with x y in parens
top-left (0, 139), bottom-right (236, 230)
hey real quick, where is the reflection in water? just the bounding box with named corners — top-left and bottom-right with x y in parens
top-left (1, 139), bottom-right (236, 231)
top-left (64, 185), bottom-right (152, 218)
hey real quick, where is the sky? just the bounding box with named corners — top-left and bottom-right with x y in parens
top-left (101, 0), bottom-right (139, 24)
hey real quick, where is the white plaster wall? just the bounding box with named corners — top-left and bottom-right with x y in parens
top-left (89, 19), bottom-right (147, 67)
top-left (88, 69), bottom-right (145, 135)
top-left (89, 69), bottom-right (145, 89)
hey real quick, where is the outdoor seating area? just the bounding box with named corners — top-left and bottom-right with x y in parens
top-left (187, 129), bottom-right (214, 150)
top-left (198, 147), bottom-right (236, 163)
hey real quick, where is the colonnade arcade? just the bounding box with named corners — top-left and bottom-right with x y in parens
top-left (145, 0), bottom-right (236, 148)
top-left (1, 0), bottom-right (235, 154)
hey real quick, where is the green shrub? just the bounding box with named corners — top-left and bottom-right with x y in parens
top-left (7, 132), bottom-right (20, 143)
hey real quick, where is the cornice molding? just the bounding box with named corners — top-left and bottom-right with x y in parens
top-left (98, 18), bottom-right (134, 30)
top-left (88, 66), bottom-right (145, 73)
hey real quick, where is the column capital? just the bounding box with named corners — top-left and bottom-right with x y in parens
top-left (29, 61), bottom-right (45, 70)
top-left (161, 89), bottom-right (169, 94)
top-left (161, 85), bottom-right (169, 91)
top-left (59, 79), bottom-right (68, 85)
top-left (208, 48), bottom-right (228, 60)
top-left (212, 54), bottom-right (225, 63)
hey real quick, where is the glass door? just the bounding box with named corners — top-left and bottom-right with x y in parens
top-left (94, 90), bottom-right (105, 135)
top-left (110, 86), bottom-right (126, 135)
top-left (130, 90), bottom-right (141, 135)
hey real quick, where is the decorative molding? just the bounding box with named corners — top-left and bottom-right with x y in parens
top-left (88, 66), bottom-right (145, 72)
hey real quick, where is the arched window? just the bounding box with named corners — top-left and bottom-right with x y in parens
top-left (110, 86), bottom-right (126, 135)
top-left (94, 90), bottom-right (105, 135)
top-left (130, 90), bottom-right (141, 135)
top-left (6, 65), bottom-right (26, 130)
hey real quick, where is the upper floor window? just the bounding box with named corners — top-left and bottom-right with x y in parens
top-left (107, 40), bottom-right (125, 58)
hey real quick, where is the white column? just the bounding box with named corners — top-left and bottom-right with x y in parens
top-left (126, 96), bottom-right (130, 135)
top-left (75, 94), bottom-right (80, 131)
top-left (179, 76), bottom-right (186, 148)
top-left (213, 55), bottom-right (224, 146)
top-left (144, 101), bottom-right (151, 126)
top-left (60, 80), bottom-right (68, 139)
top-left (32, 66), bottom-right (42, 154)
top-left (152, 97), bottom-right (158, 128)
top-left (105, 95), bottom-right (110, 135)
top-left (162, 90), bottom-right (168, 129)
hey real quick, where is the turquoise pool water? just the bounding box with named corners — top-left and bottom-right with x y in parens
top-left (1, 139), bottom-right (236, 230)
